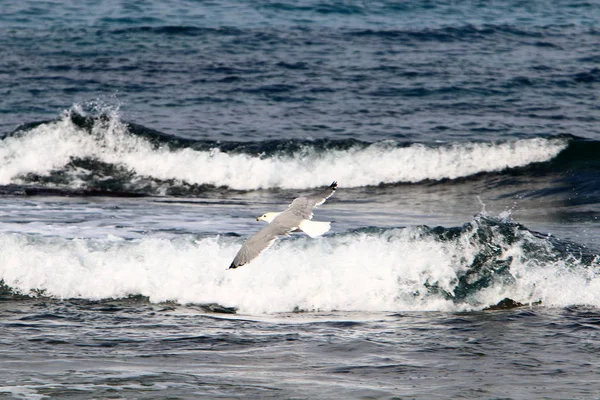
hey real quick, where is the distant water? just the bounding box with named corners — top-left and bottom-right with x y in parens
top-left (1, 1), bottom-right (600, 399)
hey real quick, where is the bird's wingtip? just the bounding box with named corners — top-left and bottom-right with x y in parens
top-left (330, 181), bottom-right (338, 189)
top-left (228, 262), bottom-right (238, 270)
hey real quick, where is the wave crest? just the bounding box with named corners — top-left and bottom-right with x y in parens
top-left (1, 216), bottom-right (598, 313)
top-left (1, 107), bottom-right (569, 194)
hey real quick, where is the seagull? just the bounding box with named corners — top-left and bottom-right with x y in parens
top-left (228, 181), bottom-right (338, 269)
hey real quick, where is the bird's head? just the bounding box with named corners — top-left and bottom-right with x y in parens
top-left (256, 212), bottom-right (279, 223)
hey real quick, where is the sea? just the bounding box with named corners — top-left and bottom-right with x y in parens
top-left (1, 0), bottom-right (600, 399)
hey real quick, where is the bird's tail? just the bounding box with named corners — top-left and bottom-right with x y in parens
top-left (298, 220), bottom-right (331, 238)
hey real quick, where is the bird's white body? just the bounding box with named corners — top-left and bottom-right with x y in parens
top-left (298, 219), bottom-right (331, 238)
top-left (257, 212), bottom-right (331, 238)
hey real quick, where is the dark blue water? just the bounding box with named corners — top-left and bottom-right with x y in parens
top-left (2, 0), bottom-right (599, 141)
top-left (1, 1), bottom-right (600, 398)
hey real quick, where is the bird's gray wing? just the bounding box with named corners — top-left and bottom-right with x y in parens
top-left (285, 181), bottom-right (337, 220)
top-left (229, 221), bottom-right (292, 269)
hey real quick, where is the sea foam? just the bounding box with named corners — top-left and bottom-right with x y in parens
top-left (1, 109), bottom-right (569, 191)
top-left (1, 217), bottom-right (598, 314)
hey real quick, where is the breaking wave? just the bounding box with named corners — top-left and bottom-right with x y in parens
top-left (1, 215), bottom-right (598, 314)
top-left (1, 107), bottom-right (571, 195)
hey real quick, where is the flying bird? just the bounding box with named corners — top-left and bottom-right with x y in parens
top-left (228, 181), bottom-right (338, 269)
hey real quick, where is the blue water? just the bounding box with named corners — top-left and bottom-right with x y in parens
top-left (2, 1), bottom-right (599, 141)
top-left (1, 1), bottom-right (600, 398)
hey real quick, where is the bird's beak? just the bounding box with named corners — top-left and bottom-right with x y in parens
top-left (256, 217), bottom-right (260, 221)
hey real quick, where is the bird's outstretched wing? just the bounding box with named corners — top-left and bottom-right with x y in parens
top-left (228, 221), bottom-right (292, 269)
top-left (285, 181), bottom-right (337, 220)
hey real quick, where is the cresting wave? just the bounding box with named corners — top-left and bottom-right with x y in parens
top-left (1, 108), bottom-right (569, 193)
top-left (1, 216), bottom-right (598, 314)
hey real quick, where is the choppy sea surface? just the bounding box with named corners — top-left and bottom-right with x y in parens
top-left (1, 0), bottom-right (600, 398)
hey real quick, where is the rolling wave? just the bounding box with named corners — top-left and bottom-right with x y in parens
top-left (1, 108), bottom-right (573, 195)
top-left (106, 23), bottom-right (587, 43)
top-left (1, 215), bottom-right (598, 313)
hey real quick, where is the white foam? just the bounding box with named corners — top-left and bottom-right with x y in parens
top-left (1, 109), bottom-right (568, 190)
top-left (0, 386), bottom-right (47, 400)
top-left (1, 226), bottom-right (598, 314)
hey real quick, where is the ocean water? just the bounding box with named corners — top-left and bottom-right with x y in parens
top-left (1, 0), bottom-right (600, 398)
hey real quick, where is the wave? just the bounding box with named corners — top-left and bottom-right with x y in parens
top-left (105, 23), bottom-right (587, 43)
top-left (1, 215), bottom-right (598, 313)
top-left (349, 24), bottom-right (546, 42)
top-left (1, 107), bottom-right (573, 195)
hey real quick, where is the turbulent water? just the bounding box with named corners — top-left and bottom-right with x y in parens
top-left (1, 0), bottom-right (600, 399)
